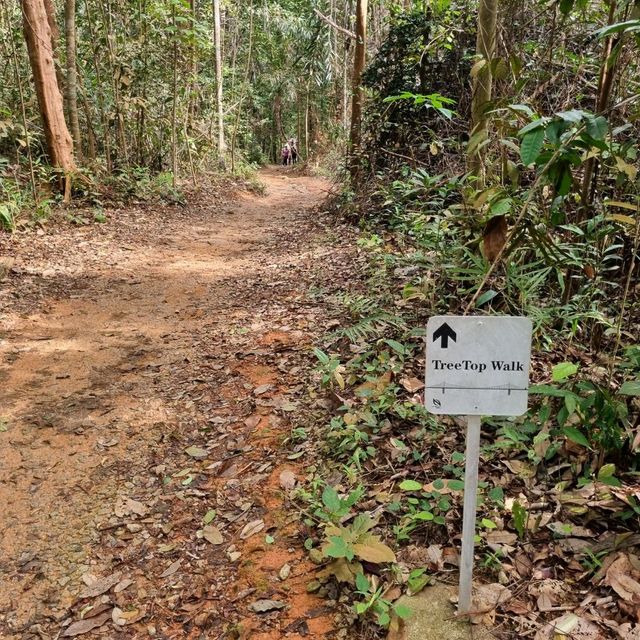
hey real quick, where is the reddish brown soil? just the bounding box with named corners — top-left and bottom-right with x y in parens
top-left (0, 168), bottom-right (352, 639)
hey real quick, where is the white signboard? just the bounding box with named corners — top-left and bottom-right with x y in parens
top-left (425, 316), bottom-right (532, 416)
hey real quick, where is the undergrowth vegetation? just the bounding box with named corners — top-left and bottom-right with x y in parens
top-left (301, 1), bottom-right (640, 638)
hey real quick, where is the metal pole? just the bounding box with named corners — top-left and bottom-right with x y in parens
top-left (458, 414), bottom-right (482, 616)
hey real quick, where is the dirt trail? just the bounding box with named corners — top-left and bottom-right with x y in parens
top-left (0, 169), bottom-right (351, 639)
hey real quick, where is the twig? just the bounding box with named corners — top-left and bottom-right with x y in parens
top-left (313, 9), bottom-right (356, 39)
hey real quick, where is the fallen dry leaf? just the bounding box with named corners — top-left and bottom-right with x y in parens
top-left (279, 469), bottom-right (297, 490)
top-left (244, 415), bottom-right (261, 428)
top-left (603, 553), bottom-right (640, 603)
top-left (203, 525), bottom-right (224, 545)
top-left (63, 612), bottom-right (111, 636)
top-left (248, 599), bottom-right (286, 613)
top-left (114, 578), bottom-right (134, 593)
top-left (112, 606), bottom-right (145, 626)
top-left (114, 497), bottom-right (147, 518)
top-left (470, 583), bottom-right (512, 625)
top-left (254, 384), bottom-right (272, 396)
top-left (279, 563), bottom-right (291, 580)
top-left (78, 573), bottom-right (121, 599)
top-left (239, 519), bottom-right (264, 540)
top-left (533, 613), bottom-right (605, 640)
top-left (400, 376), bottom-right (424, 393)
top-left (185, 445), bottom-right (208, 459)
top-left (618, 623), bottom-right (640, 640)
top-left (160, 560), bottom-right (181, 578)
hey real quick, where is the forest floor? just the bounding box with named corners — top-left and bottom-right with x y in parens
top-left (0, 168), bottom-right (355, 640)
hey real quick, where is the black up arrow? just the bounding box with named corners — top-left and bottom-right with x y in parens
top-left (433, 322), bottom-right (457, 348)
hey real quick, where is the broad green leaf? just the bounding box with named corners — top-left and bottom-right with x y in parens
top-left (597, 464), bottom-right (621, 487)
top-left (520, 128), bottom-right (545, 165)
top-left (490, 198), bottom-right (512, 216)
top-left (512, 501), bottom-right (527, 539)
top-left (322, 486), bottom-right (342, 513)
top-left (408, 569), bottom-right (430, 593)
top-left (355, 572), bottom-right (370, 593)
top-left (384, 339), bottom-right (406, 355)
top-left (557, 109), bottom-right (585, 123)
top-left (399, 479), bottom-right (423, 491)
top-left (447, 479), bottom-right (465, 491)
top-left (594, 19), bottom-right (640, 38)
top-left (552, 362), bottom-right (578, 382)
top-left (476, 289), bottom-right (498, 307)
top-left (324, 535), bottom-right (353, 560)
top-left (519, 118), bottom-right (548, 135)
top-left (508, 103), bottom-right (535, 116)
top-left (563, 427), bottom-right (591, 449)
top-left (529, 384), bottom-right (572, 397)
top-left (564, 394), bottom-right (578, 415)
top-left (355, 602), bottom-right (369, 614)
top-left (313, 348), bottom-right (330, 364)
top-left (394, 604), bottom-right (413, 619)
top-left (413, 511), bottom-right (434, 521)
top-left (598, 463), bottom-right (616, 479)
top-left (377, 611), bottom-right (391, 627)
top-left (619, 380), bottom-right (640, 396)
top-left (586, 115), bottom-right (608, 141)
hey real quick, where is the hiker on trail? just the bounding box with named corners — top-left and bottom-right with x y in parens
top-left (288, 138), bottom-right (298, 164)
top-left (281, 141), bottom-right (291, 166)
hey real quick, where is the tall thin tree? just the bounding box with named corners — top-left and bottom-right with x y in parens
top-left (348, 0), bottom-right (367, 182)
top-left (65, 0), bottom-right (82, 162)
top-left (213, 0), bottom-right (226, 164)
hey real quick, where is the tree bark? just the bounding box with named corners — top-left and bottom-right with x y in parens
top-left (21, 0), bottom-right (75, 190)
top-left (65, 0), bottom-right (82, 162)
top-left (470, 0), bottom-right (498, 180)
top-left (213, 0), bottom-right (226, 163)
top-left (43, 0), bottom-right (66, 91)
top-left (348, 0), bottom-right (367, 182)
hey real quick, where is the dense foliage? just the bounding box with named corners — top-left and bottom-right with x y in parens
top-left (0, 0), bottom-right (353, 222)
top-left (303, 0), bottom-right (640, 636)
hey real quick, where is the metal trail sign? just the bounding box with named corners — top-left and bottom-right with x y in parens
top-left (424, 316), bottom-right (532, 616)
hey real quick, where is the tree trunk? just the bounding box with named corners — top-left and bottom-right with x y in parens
top-left (213, 0), bottom-right (226, 163)
top-left (65, 0), bottom-right (82, 162)
top-left (470, 0), bottom-right (498, 180)
top-left (230, 0), bottom-right (254, 173)
top-left (43, 0), bottom-right (66, 92)
top-left (171, 1), bottom-right (178, 186)
top-left (579, 0), bottom-right (619, 214)
top-left (22, 0), bottom-right (75, 195)
top-left (348, 0), bottom-right (367, 182)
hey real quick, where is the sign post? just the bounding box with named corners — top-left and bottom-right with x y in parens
top-left (425, 316), bottom-right (532, 616)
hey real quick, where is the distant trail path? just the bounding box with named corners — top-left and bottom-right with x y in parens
top-left (0, 168), bottom-right (350, 639)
